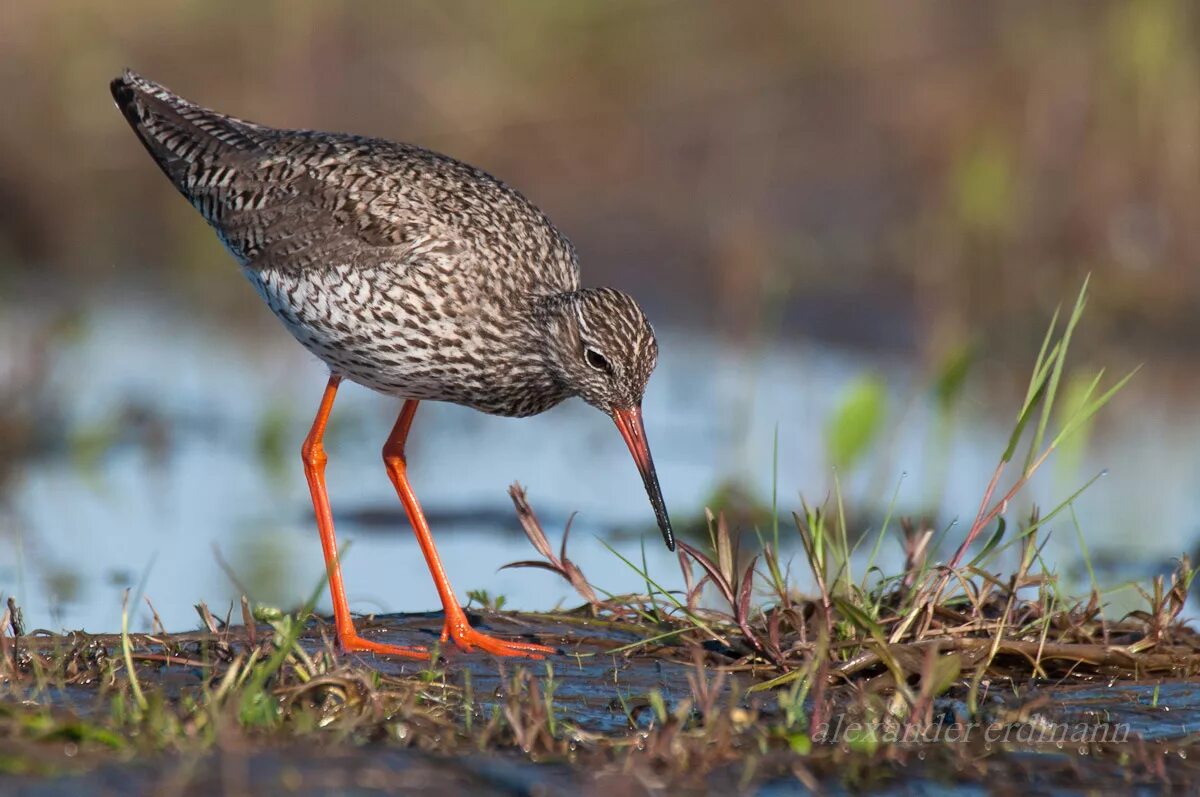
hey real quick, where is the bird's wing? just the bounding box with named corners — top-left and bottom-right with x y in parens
top-left (112, 70), bottom-right (433, 271)
top-left (112, 70), bottom-right (580, 289)
top-left (201, 147), bottom-right (447, 273)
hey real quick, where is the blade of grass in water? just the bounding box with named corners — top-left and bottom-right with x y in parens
top-left (120, 588), bottom-right (147, 714)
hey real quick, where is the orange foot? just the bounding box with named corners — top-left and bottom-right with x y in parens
top-left (341, 633), bottom-right (428, 659)
top-left (440, 613), bottom-right (556, 658)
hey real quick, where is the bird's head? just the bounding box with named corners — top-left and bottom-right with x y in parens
top-left (537, 288), bottom-right (674, 550)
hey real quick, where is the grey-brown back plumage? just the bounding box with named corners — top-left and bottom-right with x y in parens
top-left (110, 70), bottom-right (579, 294)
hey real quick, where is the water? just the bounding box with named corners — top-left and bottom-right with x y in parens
top-left (2, 297), bottom-right (1198, 634)
top-left (9, 613), bottom-right (1200, 794)
top-left (1030, 681), bottom-right (1200, 741)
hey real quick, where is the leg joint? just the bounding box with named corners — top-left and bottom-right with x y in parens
top-left (381, 440), bottom-right (406, 469)
top-left (382, 400), bottom-right (417, 470)
top-left (302, 437), bottom-right (327, 469)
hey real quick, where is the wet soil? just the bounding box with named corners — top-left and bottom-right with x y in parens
top-left (6, 613), bottom-right (1200, 795)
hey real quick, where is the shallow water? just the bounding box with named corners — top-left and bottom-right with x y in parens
top-left (1026, 680), bottom-right (1200, 741)
top-left (2, 298), bottom-right (1199, 634)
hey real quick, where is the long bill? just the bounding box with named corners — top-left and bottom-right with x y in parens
top-left (612, 405), bottom-right (675, 551)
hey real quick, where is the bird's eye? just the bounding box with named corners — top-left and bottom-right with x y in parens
top-left (585, 347), bottom-right (610, 372)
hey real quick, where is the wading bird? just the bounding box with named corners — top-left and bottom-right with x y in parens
top-left (110, 70), bottom-right (673, 658)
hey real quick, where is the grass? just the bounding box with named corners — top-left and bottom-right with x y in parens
top-left (2, 600), bottom-right (1197, 790)
top-left (3, 279), bottom-right (1200, 790)
top-left (507, 281), bottom-right (1186, 689)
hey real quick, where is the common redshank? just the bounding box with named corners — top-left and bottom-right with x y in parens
top-left (110, 70), bottom-right (673, 659)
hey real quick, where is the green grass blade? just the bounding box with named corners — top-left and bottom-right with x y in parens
top-left (599, 539), bottom-right (728, 644)
top-left (1051, 366), bottom-right (1140, 450)
top-left (1025, 275), bottom-right (1089, 473)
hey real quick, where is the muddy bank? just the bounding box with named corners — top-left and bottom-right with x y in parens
top-left (5, 612), bottom-right (1200, 794)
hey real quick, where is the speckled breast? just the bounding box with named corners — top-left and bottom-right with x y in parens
top-left (244, 263), bottom-right (570, 417)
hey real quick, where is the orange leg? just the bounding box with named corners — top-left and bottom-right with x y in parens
top-left (383, 400), bottom-right (556, 658)
top-left (302, 375), bottom-right (427, 659)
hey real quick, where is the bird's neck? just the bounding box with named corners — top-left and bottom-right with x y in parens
top-left (530, 290), bottom-right (581, 318)
top-left (526, 290), bottom-right (584, 383)
top-left (528, 291), bottom-right (583, 339)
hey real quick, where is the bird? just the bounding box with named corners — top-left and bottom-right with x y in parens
top-left (109, 70), bottom-right (673, 659)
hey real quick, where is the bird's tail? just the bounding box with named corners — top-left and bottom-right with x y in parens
top-left (109, 69), bottom-right (267, 187)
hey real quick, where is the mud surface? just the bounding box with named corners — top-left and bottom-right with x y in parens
top-left (6, 613), bottom-right (1200, 795)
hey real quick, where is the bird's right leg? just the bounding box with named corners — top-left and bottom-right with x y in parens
top-left (302, 374), bottom-right (427, 659)
top-left (382, 400), bottom-right (556, 658)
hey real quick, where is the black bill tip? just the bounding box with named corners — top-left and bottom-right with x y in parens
top-left (612, 405), bottom-right (674, 551)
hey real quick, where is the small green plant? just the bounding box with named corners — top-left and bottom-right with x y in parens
top-left (825, 374), bottom-right (887, 472)
top-left (466, 589), bottom-right (507, 611)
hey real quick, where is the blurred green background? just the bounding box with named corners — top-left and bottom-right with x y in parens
top-left (2, 1), bottom-right (1199, 631)
top-left (3, 0), bottom-right (1197, 361)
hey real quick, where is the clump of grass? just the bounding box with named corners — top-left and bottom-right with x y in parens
top-left (2, 574), bottom-right (1198, 789)
top-left (0, 619), bottom-right (1117, 787)
top-left (1, 601), bottom-right (464, 761)
top-left (506, 278), bottom-right (1197, 719)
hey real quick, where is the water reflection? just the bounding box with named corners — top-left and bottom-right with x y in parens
top-left (1, 299), bottom-right (1197, 632)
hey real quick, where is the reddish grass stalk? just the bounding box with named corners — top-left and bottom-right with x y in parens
top-left (945, 445), bottom-right (1053, 576)
top-left (948, 461), bottom-right (1007, 570)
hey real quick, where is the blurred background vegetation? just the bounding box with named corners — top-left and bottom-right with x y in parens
top-left (1, 0), bottom-right (1197, 363)
top-left (2, 1), bottom-right (1199, 629)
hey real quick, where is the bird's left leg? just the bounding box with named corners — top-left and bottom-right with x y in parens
top-left (302, 375), bottom-right (427, 659)
top-left (382, 400), bottom-right (556, 658)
